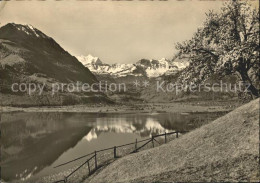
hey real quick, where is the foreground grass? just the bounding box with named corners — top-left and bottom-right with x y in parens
top-left (86, 99), bottom-right (259, 183)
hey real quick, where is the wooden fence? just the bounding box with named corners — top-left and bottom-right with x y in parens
top-left (52, 131), bottom-right (188, 183)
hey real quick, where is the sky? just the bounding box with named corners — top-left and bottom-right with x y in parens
top-left (0, 0), bottom-right (258, 64)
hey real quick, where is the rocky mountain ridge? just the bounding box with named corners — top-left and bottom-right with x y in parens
top-left (0, 23), bottom-right (111, 106)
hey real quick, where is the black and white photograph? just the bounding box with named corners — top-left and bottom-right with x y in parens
top-left (0, 0), bottom-right (259, 183)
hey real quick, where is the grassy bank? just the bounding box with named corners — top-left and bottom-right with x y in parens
top-left (85, 99), bottom-right (259, 183)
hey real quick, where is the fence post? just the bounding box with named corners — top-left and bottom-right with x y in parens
top-left (114, 146), bottom-right (117, 158)
top-left (152, 136), bottom-right (154, 148)
top-left (176, 132), bottom-right (179, 138)
top-left (165, 132), bottom-right (167, 143)
top-left (87, 161), bottom-right (91, 175)
top-left (135, 139), bottom-right (138, 152)
top-left (94, 151), bottom-right (97, 170)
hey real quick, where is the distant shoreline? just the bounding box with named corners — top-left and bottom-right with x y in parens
top-left (0, 100), bottom-right (238, 114)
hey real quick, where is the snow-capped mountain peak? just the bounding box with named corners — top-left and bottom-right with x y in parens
top-left (26, 24), bottom-right (40, 37)
top-left (76, 54), bottom-right (189, 78)
top-left (9, 23), bottom-right (49, 38)
top-left (77, 54), bottom-right (103, 66)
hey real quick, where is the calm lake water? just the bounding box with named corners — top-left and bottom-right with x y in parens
top-left (0, 111), bottom-right (226, 182)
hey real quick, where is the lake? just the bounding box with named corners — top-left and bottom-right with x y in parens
top-left (0, 111), bottom-right (226, 182)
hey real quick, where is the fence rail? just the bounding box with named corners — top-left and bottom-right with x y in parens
top-left (52, 131), bottom-right (188, 183)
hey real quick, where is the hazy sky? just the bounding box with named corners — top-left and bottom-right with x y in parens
top-left (0, 0), bottom-right (258, 64)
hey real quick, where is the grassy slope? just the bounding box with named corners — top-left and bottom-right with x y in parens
top-left (87, 99), bottom-right (259, 183)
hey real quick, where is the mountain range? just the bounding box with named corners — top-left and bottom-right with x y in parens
top-left (76, 54), bottom-right (189, 78)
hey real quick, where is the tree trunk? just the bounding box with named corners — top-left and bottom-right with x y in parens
top-left (239, 70), bottom-right (259, 97)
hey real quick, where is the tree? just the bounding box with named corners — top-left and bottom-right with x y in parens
top-left (176, 0), bottom-right (259, 97)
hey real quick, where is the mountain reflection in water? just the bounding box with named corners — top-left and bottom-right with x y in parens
top-left (0, 111), bottom-right (226, 182)
top-left (84, 117), bottom-right (168, 142)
